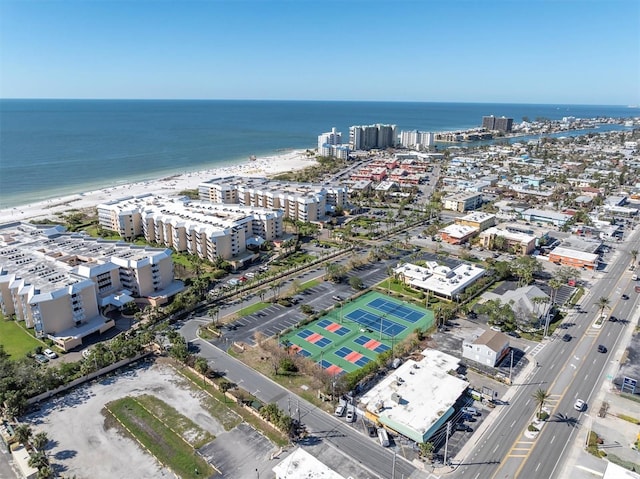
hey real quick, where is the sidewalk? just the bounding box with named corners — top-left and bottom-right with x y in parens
top-left (431, 355), bottom-right (541, 475)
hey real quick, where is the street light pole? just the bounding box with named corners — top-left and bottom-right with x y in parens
top-left (443, 421), bottom-right (451, 466)
top-left (509, 349), bottom-right (514, 383)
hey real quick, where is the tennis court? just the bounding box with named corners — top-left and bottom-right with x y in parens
top-left (281, 291), bottom-right (434, 375)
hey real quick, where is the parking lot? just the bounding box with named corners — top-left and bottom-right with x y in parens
top-left (22, 361), bottom-right (282, 479)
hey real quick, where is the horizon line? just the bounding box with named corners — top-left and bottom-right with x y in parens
top-left (0, 98), bottom-right (634, 107)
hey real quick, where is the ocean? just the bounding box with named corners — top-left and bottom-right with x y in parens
top-left (0, 99), bottom-right (636, 209)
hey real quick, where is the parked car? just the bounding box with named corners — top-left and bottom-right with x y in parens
top-left (507, 331), bottom-right (520, 338)
top-left (609, 316), bottom-right (617, 322)
top-left (574, 399), bottom-right (586, 411)
top-left (345, 407), bottom-right (356, 423)
top-left (334, 400), bottom-right (346, 417)
top-left (562, 334), bottom-right (572, 342)
top-left (332, 295), bottom-right (342, 301)
top-left (455, 423), bottom-right (473, 432)
top-left (461, 413), bottom-right (476, 422)
top-left (462, 406), bottom-right (480, 416)
top-left (43, 348), bottom-right (58, 359)
top-left (34, 353), bottom-right (49, 364)
top-left (622, 294), bottom-right (629, 300)
top-left (597, 345), bottom-right (607, 353)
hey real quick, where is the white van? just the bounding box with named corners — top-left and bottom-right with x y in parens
top-left (632, 274), bottom-right (638, 281)
top-left (377, 428), bottom-right (390, 447)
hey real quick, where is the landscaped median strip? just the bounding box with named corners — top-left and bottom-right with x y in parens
top-left (104, 396), bottom-right (216, 479)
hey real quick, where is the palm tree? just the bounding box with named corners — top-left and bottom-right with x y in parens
top-left (28, 451), bottom-right (49, 471)
top-left (597, 296), bottom-right (611, 319)
top-left (631, 249), bottom-right (638, 265)
top-left (32, 432), bottom-right (49, 451)
top-left (14, 424), bottom-right (32, 446)
top-left (533, 388), bottom-right (550, 418)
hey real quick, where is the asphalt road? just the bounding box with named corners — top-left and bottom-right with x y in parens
top-left (450, 225), bottom-right (640, 479)
top-left (180, 322), bottom-right (419, 479)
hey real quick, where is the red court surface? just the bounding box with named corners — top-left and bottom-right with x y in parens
top-left (345, 351), bottom-right (363, 363)
top-left (364, 339), bottom-right (381, 350)
top-left (306, 333), bottom-right (323, 344)
top-left (325, 322), bottom-right (341, 333)
top-left (326, 364), bottom-right (343, 376)
top-left (289, 344), bottom-right (302, 353)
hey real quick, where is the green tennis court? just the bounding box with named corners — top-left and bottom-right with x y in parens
top-left (281, 291), bottom-right (434, 375)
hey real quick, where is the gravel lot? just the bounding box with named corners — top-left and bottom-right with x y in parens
top-left (24, 360), bottom-right (228, 479)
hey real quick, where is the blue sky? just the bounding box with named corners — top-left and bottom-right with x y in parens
top-left (1, 0), bottom-right (638, 104)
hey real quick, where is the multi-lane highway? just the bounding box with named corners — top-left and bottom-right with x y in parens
top-left (451, 225), bottom-right (640, 479)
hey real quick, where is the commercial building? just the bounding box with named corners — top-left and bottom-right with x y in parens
top-left (97, 195), bottom-right (284, 261)
top-left (272, 448), bottom-right (344, 479)
top-left (442, 192), bottom-right (484, 212)
top-left (0, 223), bottom-right (182, 350)
top-left (455, 212), bottom-right (497, 232)
top-left (197, 177), bottom-right (348, 223)
top-left (462, 330), bottom-right (510, 367)
top-left (394, 262), bottom-right (486, 300)
top-left (478, 226), bottom-right (537, 255)
top-left (520, 209), bottom-right (573, 228)
top-left (359, 349), bottom-right (469, 443)
top-left (349, 124), bottom-right (397, 151)
top-left (548, 246), bottom-right (599, 270)
top-left (439, 224), bottom-right (477, 245)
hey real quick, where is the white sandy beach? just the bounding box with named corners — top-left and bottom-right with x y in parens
top-left (0, 150), bottom-right (317, 224)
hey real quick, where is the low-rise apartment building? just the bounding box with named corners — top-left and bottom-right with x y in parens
top-left (98, 195), bottom-right (283, 261)
top-left (478, 226), bottom-right (537, 255)
top-left (442, 192), bottom-right (483, 212)
top-left (197, 177), bottom-right (347, 222)
top-left (455, 211), bottom-right (497, 232)
top-left (0, 223), bottom-right (182, 350)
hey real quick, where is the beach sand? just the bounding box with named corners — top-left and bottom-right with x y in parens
top-left (0, 150), bottom-right (317, 224)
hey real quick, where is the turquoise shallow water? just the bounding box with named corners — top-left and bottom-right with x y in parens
top-left (0, 99), bottom-right (635, 208)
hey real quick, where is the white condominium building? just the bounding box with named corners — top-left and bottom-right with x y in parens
top-left (197, 177), bottom-right (348, 222)
top-left (318, 127), bottom-right (350, 159)
top-left (0, 223), bottom-right (182, 350)
top-left (317, 127), bottom-right (342, 150)
top-left (399, 130), bottom-right (434, 148)
top-left (349, 124), bottom-right (397, 151)
top-left (97, 194), bottom-right (284, 260)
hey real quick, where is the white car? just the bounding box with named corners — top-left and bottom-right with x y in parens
top-left (574, 399), bottom-right (586, 411)
top-left (43, 348), bottom-right (58, 359)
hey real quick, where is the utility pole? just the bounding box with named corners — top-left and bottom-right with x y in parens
top-left (509, 349), bottom-right (515, 384)
top-left (444, 421), bottom-right (451, 466)
top-left (391, 451), bottom-right (396, 479)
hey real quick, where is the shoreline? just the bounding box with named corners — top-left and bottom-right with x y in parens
top-left (0, 149), bottom-right (317, 224)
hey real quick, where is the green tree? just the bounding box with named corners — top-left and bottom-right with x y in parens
top-left (596, 296), bottom-right (611, 319)
top-left (28, 451), bottom-right (49, 472)
top-left (349, 276), bottom-right (364, 290)
top-left (14, 424), bottom-right (33, 446)
top-left (533, 388), bottom-right (550, 418)
top-left (32, 431), bottom-right (49, 451)
top-left (631, 249), bottom-right (638, 265)
top-left (510, 256), bottom-right (542, 287)
top-left (194, 357), bottom-right (210, 377)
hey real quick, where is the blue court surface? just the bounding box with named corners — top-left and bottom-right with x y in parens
top-left (318, 359), bottom-right (332, 369)
top-left (297, 329), bottom-right (314, 339)
top-left (368, 297), bottom-right (424, 323)
top-left (345, 309), bottom-right (406, 336)
top-left (353, 335), bottom-right (391, 353)
top-left (335, 347), bottom-right (352, 358)
top-left (315, 337), bottom-right (332, 348)
top-left (317, 319), bottom-right (332, 328)
top-left (296, 349), bottom-right (311, 357)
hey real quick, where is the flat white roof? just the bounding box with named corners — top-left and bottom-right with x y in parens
top-left (272, 448), bottom-right (344, 479)
top-left (360, 349), bottom-right (468, 439)
top-left (440, 224), bottom-right (477, 238)
top-left (480, 226), bottom-right (535, 243)
top-left (550, 246), bottom-right (599, 262)
top-left (395, 262), bottom-right (485, 298)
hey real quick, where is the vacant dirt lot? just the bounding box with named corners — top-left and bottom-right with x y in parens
top-left (24, 360), bottom-right (227, 479)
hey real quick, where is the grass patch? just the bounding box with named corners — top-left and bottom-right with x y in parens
top-left (134, 394), bottom-right (215, 448)
top-left (238, 302), bottom-right (269, 317)
top-left (606, 454), bottom-right (640, 473)
top-left (300, 278), bottom-right (320, 291)
top-left (175, 366), bottom-right (289, 446)
top-left (105, 396), bottom-right (214, 479)
top-left (620, 393), bottom-right (640, 404)
top-left (0, 318), bottom-right (43, 359)
top-left (617, 413), bottom-right (640, 425)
